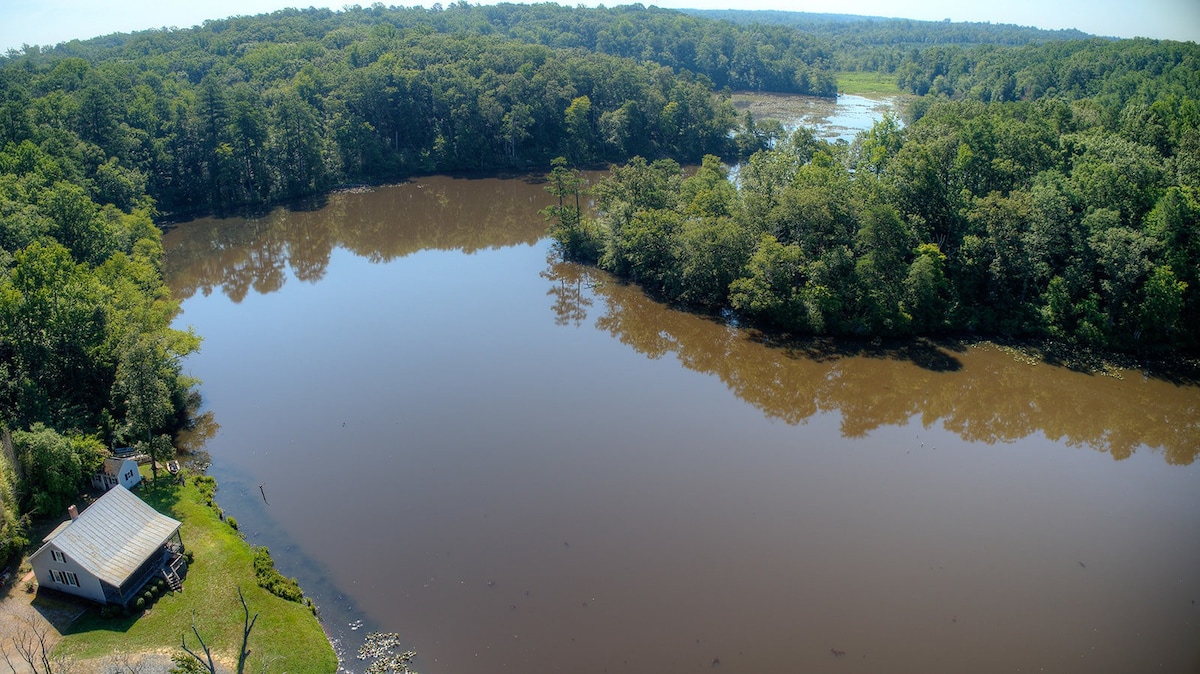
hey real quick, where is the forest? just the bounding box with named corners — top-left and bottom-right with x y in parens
top-left (1, 3), bottom-right (1199, 562)
top-left (541, 9), bottom-right (1200, 354)
top-left (549, 97), bottom-right (1199, 348)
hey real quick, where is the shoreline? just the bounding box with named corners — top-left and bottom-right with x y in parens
top-left (1, 468), bottom-right (338, 672)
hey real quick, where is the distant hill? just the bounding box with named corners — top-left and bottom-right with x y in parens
top-left (681, 9), bottom-right (1107, 75)
top-left (681, 9), bottom-right (1098, 47)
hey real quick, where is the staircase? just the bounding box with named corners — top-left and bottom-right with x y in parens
top-left (162, 553), bottom-right (186, 592)
top-left (162, 567), bottom-right (182, 592)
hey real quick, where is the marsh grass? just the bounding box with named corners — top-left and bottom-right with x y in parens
top-left (835, 71), bottom-right (902, 96)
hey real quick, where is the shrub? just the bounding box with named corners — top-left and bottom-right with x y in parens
top-left (193, 474), bottom-right (217, 498)
top-left (227, 516), bottom-right (238, 531)
top-left (144, 590), bottom-right (153, 603)
top-left (252, 547), bottom-right (304, 603)
top-left (135, 597), bottom-right (145, 610)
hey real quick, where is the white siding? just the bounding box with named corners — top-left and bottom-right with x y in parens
top-left (30, 543), bottom-right (106, 604)
top-left (116, 459), bottom-right (141, 490)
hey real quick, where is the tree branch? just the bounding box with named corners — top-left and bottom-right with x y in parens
top-left (179, 610), bottom-right (216, 674)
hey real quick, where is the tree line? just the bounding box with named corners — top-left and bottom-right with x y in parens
top-left (892, 38), bottom-right (1200, 104)
top-left (689, 8), bottom-right (1198, 110)
top-left (549, 95), bottom-right (1198, 351)
top-left (685, 9), bottom-right (1095, 74)
top-left (0, 4), bottom-right (843, 218)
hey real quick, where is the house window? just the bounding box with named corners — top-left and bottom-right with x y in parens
top-left (51, 550), bottom-right (66, 563)
top-left (50, 570), bottom-right (79, 587)
top-left (125, 470), bottom-right (134, 481)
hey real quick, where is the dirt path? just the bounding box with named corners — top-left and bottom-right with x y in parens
top-left (0, 572), bottom-right (180, 674)
top-left (0, 570), bottom-right (81, 673)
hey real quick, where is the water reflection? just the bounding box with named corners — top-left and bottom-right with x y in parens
top-left (163, 176), bottom-right (1198, 468)
top-left (545, 261), bottom-right (1200, 465)
top-left (164, 176), bottom-right (553, 302)
top-left (541, 263), bottom-right (594, 328)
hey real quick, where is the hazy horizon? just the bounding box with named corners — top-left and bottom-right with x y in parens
top-left (2, 0), bottom-right (1198, 55)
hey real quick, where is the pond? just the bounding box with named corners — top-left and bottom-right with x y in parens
top-left (162, 174), bottom-right (1200, 674)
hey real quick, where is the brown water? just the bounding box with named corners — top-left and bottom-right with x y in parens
top-left (163, 175), bottom-right (1200, 674)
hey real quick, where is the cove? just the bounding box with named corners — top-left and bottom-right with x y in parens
top-left (164, 174), bottom-right (1200, 674)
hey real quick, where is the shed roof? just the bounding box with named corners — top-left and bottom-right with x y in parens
top-left (37, 485), bottom-right (180, 587)
top-left (100, 457), bottom-right (130, 476)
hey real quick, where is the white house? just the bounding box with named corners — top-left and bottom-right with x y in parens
top-left (91, 457), bottom-right (142, 491)
top-left (30, 485), bottom-right (185, 606)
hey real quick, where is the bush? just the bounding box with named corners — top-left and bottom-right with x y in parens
top-left (144, 590), bottom-right (153, 603)
top-left (193, 474), bottom-right (217, 498)
top-left (135, 597), bottom-right (145, 610)
top-left (252, 547), bottom-right (304, 603)
top-left (227, 516), bottom-right (238, 531)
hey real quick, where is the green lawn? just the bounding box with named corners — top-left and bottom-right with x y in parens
top-left (54, 473), bottom-right (337, 672)
top-left (835, 71), bottom-right (902, 96)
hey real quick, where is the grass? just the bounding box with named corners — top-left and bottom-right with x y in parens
top-left (835, 71), bottom-right (902, 96)
top-left (54, 471), bottom-right (337, 673)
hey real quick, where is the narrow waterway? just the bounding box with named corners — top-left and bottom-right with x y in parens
top-left (731, 92), bottom-right (899, 142)
top-left (163, 172), bottom-right (1200, 674)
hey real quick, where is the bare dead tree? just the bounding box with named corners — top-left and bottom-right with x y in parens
top-left (0, 641), bottom-right (19, 674)
top-left (0, 609), bottom-right (73, 674)
top-left (179, 610), bottom-right (216, 674)
top-left (177, 587), bottom-right (259, 674)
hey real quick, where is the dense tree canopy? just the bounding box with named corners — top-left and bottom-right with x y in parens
top-left (551, 93), bottom-right (1199, 351)
top-left (0, 3), bottom-right (847, 217)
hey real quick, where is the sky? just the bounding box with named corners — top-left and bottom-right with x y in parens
top-left (1, 0), bottom-right (1198, 54)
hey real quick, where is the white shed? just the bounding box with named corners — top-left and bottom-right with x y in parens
top-left (92, 457), bottom-right (142, 491)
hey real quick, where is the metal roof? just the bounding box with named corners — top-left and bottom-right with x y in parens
top-left (37, 485), bottom-right (181, 587)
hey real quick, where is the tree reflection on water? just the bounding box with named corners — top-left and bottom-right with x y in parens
top-left (544, 259), bottom-right (1199, 466)
top-left (161, 175), bottom-right (1198, 467)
